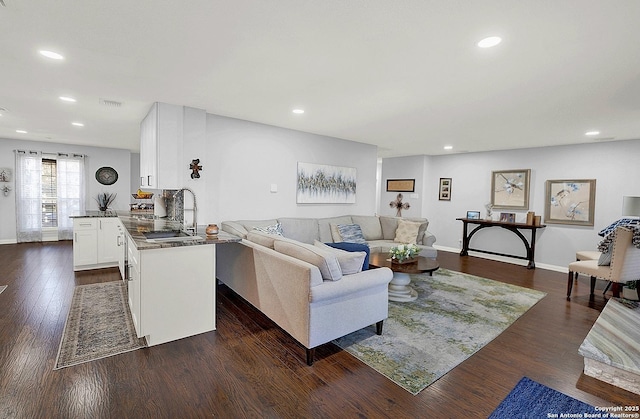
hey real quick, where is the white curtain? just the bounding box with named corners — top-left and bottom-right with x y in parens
top-left (57, 154), bottom-right (85, 240)
top-left (15, 150), bottom-right (43, 243)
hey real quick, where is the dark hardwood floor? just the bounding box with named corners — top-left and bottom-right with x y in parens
top-left (0, 241), bottom-right (637, 418)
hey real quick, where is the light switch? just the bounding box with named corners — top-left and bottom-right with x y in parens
top-left (270, 184), bottom-right (278, 193)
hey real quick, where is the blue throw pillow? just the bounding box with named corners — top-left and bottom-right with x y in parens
top-left (325, 242), bottom-right (370, 271)
top-left (598, 218), bottom-right (640, 237)
top-left (337, 223), bottom-right (367, 244)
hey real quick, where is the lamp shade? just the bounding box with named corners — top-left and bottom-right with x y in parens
top-left (622, 196), bottom-right (640, 217)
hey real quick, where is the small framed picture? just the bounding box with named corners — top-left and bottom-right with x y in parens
top-left (499, 212), bottom-right (516, 223)
top-left (466, 211), bottom-right (481, 220)
top-left (0, 168), bottom-right (11, 182)
top-left (439, 178), bottom-right (452, 201)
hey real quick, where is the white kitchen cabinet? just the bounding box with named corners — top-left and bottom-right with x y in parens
top-left (139, 102), bottom-right (207, 190)
top-left (97, 218), bottom-right (121, 264)
top-left (73, 217), bottom-right (122, 271)
top-left (73, 219), bottom-right (98, 268)
top-left (139, 102), bottom-right (182, 189)
top-left (125, 236), bottom-right (216, 345)
top-left (127, 235), bottom-right (142, 337)
top-left (116, 222), bottom-right (126, 279)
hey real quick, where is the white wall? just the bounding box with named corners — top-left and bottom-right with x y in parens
top-left (0, 138), bottom-right (131, 243)
top-left (202, 114), bottom-right (379, 223)
top-left (382, 139), bottom-right (640, 269)
top-left (379, 155), bottom-right (425, 218)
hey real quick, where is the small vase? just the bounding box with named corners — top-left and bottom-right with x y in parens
top-left (206, 224), bottom-right (219, 236)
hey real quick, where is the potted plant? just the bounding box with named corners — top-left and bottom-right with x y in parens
top-left (95, 192), bottom-right (117, 212)
top-left (389, 244), bottom-right (420, 264)
top-left (622, 280), bottom-right (639, 301)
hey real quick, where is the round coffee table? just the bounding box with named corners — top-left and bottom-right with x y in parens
top-left (369, 252), bottom-right (440, 302)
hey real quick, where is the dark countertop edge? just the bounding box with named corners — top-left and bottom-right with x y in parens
top-left (71, 211), bottom-right (242, 249)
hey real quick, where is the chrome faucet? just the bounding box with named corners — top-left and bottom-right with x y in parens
top-left (172, 187), bottom-right (198, 234)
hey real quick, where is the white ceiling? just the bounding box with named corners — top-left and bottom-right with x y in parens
top-left (1, 1), bottom-right (639, 157)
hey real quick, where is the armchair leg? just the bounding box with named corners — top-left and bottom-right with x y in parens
top-left (590, 276), bottom-right (596, 297)
top-left (306, 348), bottom-right (315, 366)
top-left (567, 271), bottom-right (574, 300)
top-left (376, 320), bottom-right (384, 335)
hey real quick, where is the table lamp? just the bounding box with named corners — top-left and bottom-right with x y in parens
top-left (622, 196), bottom-right (640, 217)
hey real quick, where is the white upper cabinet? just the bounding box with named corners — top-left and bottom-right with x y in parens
top-left (139, 102), bottom-right (184, 189)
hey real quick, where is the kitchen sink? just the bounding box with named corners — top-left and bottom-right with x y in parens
top-left (144, 230), bottom-right (203, 242)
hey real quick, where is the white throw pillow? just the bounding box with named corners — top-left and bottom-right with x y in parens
top-left (394, 219), bottom-right (423, 244)
top-left (314, 241), bottom-right (366, 275)
top-left (274, 240), bottom-right (343, 281)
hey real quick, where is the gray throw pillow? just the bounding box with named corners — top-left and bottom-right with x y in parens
top-left (337, 224), bottom-right (367, 244)
top-left (598, 242), bottom-right (613, 266)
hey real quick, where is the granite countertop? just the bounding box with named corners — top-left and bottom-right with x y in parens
top-left (71, 211), bottom-right (241, 250)
top-left (578, 298), bottom-right (640, 375)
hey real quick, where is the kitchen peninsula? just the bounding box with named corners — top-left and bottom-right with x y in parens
top-left (71, 211), bottom-right (240, 346)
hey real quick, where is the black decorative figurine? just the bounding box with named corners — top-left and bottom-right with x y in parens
top-left (190, 159), bottom-right (202, 179)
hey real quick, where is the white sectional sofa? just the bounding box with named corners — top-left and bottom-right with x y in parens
top-left (216, 215), bottom-right (435, 365)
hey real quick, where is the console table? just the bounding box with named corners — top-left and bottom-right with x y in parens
top-left (456, 218), bottom-right (546, 269)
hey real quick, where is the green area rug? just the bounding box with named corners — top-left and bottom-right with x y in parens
top-left (55, 281), bottom-right (146, 369)
top-left (333, 269), bottom-right (546, 395)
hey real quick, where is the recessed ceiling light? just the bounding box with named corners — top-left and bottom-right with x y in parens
top-left (59, 96), bottom-right (77, 102)
top-left (71, 122), bottom-right (84, 127)
top-left (477, 36), bottom-right (502, 48)
top-left (585, 130), bottom-right (600, 136)
top-left (443, 145), bottom-right (453, 150)
top-left (292, 109), bottom-right (305, 114)
top-left (16, 130), bottom-right (27, 134)
top-left (39, 50), bottom-right (64, 60)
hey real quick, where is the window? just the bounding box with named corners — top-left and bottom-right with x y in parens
top-left (42, 158), bottom-right (58, 227)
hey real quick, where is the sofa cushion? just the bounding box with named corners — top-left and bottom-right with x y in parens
top-left (394, 219), bottom-right (423, 244)
top-left (351, 215), bottom-right (383, 240)
top-left (274, 240), bottom-right (343, 281)
top-left (314, 241), bottom-right (366, 274)
top-left (318, 216), bottom-right (353, 242)
top-left (380, 216), bottom-right (399, 240)
top-left (324, 241), bottom-right (370, 271)
top-left (337, 224), bottom-right (367, 244)
top-left (278, 217), bottom-right (319, 244)
top-left (246, 230), bottom-right (279, 248)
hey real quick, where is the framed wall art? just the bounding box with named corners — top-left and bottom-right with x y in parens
top-left (296, 162), bottom-right (357, 204)
top-left (439, 178), bottom-right (452, 201)
top-left (386, 179), bottom-right (415, 192)
top-left (491, 169), bottom-right (531, 210)
top-left (544, 179), bottom-right (596, 226)
top-left (0, 168), bottom-right (11, 182)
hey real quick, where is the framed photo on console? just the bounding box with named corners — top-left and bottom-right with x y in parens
top-left (466, 211), bottom-right (480, 220)
top-left (439, 178), bottom-right (452, 201)
top-left (491, 169), bottom-right (531, 210)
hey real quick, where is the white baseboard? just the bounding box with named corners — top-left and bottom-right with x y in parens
top-left (0, 239), bottom-right (17, 245)
top-left (434, 245), bottom-right (567, 274)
